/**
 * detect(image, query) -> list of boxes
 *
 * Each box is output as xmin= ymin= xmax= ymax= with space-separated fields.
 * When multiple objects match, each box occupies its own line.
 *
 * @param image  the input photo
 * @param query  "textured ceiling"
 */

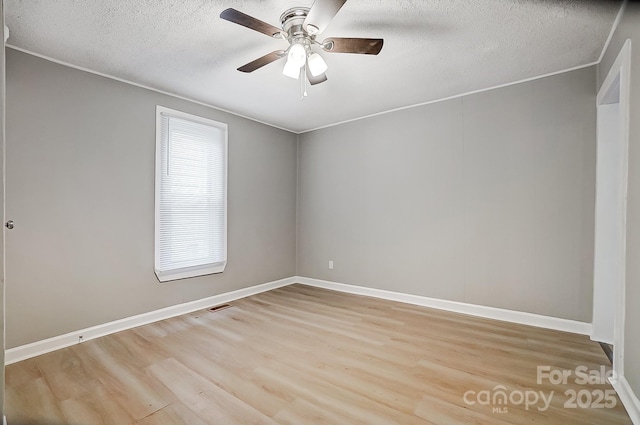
xmin=5 ymin=0 xmax=621 ymax=132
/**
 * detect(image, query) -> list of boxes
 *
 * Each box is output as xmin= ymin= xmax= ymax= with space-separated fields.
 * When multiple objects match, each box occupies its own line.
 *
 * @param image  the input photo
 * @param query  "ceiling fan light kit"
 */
xmin=220 ymin=0 xmax=383 ymax=98
xmin=282 ymin=57 xmax=302 ymax=79
xmin=285 ymin=41 xmax=307 ymax=69
xmin=307 ymin=53 xmax=328 ymax=77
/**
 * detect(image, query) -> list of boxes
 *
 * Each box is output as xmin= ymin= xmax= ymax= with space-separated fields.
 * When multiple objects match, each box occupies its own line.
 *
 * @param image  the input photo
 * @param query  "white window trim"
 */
xmin=154 ymin=106 xmax=228 ymax=283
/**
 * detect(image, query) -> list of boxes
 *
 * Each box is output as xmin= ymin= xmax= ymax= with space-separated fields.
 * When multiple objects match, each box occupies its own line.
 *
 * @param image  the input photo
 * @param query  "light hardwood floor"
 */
xmin=6 ymin=284 xmax=632 ymax=424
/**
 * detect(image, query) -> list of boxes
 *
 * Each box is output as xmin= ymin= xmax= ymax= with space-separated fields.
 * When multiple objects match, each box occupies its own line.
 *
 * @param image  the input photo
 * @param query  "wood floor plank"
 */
xmin=148 ymin=357 xmax=280 ymax=425
xmin=157 ymin=341 xmax=294 ymax=417
xmin=4 ymin=357 xmax=42 ymax=389
xmin=6 ymin=377 xmax=66 ymax=424
xmin=253 ymin=361 xmax=436 ymax=425
xmin=59 ymin=384 xmax=136 ymax=425
xmin=70 ymin=338 xmax=176 ymax=420
xmin=5 ymin=284 xmax=633 ymax=425
xmin=273 ymin=397 xmax=362 ymax=425
xmin=34 ymin=348 xmax=100 ymax=401
xmin=137 ymin=402 xmax=208 ymax=425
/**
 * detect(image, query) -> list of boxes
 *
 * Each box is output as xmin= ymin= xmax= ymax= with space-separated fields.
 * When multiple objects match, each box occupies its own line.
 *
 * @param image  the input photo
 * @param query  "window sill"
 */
xmin=155 ymin=261 xmax=226 ymax=283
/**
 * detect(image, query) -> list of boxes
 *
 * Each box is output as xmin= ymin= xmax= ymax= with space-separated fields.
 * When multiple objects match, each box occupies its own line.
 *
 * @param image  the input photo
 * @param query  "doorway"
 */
xmin=592 ymin=39 xmax=631 ymax=378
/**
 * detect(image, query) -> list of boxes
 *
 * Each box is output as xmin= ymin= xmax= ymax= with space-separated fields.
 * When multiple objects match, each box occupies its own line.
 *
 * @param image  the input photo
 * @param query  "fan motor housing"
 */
xmin=280 ymin=7 xmax=312 ymax=39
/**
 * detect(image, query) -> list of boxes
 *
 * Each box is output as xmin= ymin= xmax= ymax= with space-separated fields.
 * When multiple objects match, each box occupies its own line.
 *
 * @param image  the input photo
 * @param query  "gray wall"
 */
xmin=5 ymin=49 xmax=298 ymax=348
xmin=598 ymin=1 xmax=640 ymax=401
xmin=297 ymin=66 xmax=596 ymax=322
xmin=5 ymin=45 xmax=600 ymax=350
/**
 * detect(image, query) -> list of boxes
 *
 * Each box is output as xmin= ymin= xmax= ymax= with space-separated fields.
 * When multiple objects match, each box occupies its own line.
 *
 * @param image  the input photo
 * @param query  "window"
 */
xmin=155 ymin=106 xmax=227 ymax=282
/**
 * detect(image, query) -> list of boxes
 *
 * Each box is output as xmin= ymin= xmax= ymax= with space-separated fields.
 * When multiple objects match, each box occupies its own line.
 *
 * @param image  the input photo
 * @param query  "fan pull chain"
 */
xmin=300 ymin=66 xmax=308 ymax=100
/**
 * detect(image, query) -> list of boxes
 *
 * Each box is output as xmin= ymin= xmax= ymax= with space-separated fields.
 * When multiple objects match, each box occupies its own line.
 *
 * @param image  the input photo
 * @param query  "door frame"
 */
xmin=594 ymin=39 xmax=631 ymax=377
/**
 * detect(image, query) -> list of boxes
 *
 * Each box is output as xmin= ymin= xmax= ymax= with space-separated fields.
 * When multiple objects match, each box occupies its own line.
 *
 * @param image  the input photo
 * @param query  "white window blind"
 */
xmin=155 ymin=106 xmax=227 ymax=282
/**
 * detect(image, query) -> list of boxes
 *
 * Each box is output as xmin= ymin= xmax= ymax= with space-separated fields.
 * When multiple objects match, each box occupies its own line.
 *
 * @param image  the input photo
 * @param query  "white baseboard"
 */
xmin=611 ymin=376 xmax=640 ymax=425
xmin=590 ymin=332 xmax=614 ymax=345
xmin=4 ymin=275 xmax=594 ymax=365
xmin=5 ymin=276 xmax=296 ymax=365
xmin=296 ymin=277 xmax=592 ymax=335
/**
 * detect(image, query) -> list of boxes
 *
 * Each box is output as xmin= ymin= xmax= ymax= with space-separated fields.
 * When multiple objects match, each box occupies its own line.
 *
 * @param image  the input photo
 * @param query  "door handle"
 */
xmin=5 ymin=220 xmax=14 ymax=229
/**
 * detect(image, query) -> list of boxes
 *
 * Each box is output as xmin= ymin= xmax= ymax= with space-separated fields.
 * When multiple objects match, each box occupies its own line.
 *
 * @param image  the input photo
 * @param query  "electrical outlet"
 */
xmin=328 ymin=260 xmax=334 ymax=270
xmin=78 ymin=335 xmax=85 ymax=343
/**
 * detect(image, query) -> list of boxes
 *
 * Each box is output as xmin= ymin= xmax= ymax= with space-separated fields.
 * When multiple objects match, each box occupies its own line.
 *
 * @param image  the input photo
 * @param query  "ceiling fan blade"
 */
xmin=237 ymin=50 xmax=286 ymax=73
xmin=220 ymin=8 xmax=283 ymax=38
xmin=306 ymin=67 xmax=328 ymax=85
xmin=303 ymin=0 xmax=347 ymax=34
xmin=322 ymin=37 xmax=384 ymax=55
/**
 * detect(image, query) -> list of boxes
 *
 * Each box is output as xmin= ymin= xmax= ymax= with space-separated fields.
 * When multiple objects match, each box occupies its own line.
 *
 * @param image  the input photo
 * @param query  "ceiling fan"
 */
xmin=220 ymin=0 xmax=383 ymax=95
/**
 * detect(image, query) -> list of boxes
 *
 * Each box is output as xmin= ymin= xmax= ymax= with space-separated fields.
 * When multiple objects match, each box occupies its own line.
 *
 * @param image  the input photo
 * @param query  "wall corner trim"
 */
xmin=296 ymin=276 xmax=593 ymax=335
xmin=4 ymin=276 xmax=297 ymax=365
xmin=611 ymin=376 xmax=640 ymax=424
